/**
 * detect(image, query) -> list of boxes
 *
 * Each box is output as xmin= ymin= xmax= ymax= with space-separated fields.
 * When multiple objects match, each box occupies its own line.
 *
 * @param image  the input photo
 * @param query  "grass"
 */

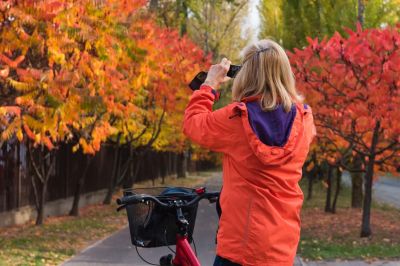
xmin=0 ymin=203 xmax=125 ymax=266
xmin=298 ymin=178 xmax=400 ymax=261
xmin=0 ymin=171 xmax=217 ymax=266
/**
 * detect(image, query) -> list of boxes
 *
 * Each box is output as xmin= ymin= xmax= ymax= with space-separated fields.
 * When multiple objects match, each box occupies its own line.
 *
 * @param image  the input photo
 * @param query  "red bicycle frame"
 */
xmin=117 ymin=187 xmax=218 ymax=266
xmin=172 ymin=234 xmax=201 ymax=266
xmin=159 ymin=198 xmax=205 ymax=266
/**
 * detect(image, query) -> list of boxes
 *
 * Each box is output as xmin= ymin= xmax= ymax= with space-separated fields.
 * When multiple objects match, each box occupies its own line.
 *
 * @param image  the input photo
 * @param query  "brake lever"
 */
xmin=116 ymin=204 xmax=127 ymax=212
xmin=208 ymin=197 xmax=218 ymax=203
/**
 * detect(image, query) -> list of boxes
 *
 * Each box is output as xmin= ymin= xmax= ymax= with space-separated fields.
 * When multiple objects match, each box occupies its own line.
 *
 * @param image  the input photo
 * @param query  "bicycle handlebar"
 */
xmin=117 ymin=191 xmax=219 ymax=209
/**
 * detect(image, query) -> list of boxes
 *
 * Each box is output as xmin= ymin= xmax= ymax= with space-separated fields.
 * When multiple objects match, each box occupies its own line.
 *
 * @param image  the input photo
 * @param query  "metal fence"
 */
xmin=0 ymin=142 xmax=213 ymax=213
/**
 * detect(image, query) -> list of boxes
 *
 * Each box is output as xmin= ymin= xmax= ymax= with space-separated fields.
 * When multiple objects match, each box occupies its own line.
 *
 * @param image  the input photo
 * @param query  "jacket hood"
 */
xmin=246 ymin=101 xmax=297 ymax=147
xmin=232 ymin=95 xmax=307 ymax=166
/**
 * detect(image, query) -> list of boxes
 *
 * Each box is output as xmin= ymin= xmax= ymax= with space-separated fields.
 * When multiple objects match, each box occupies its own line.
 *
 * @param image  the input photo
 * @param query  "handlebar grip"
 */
xmin=116 ymin=195 xmax=141 ymax=205
xmin=117 ymin=194 xmax=170 ymax=207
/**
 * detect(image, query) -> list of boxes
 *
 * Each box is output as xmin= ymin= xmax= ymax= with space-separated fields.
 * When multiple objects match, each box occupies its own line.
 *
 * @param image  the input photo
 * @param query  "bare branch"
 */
xmin=375 ymin=141 xmax=399 ymax=156
xmin=145 ymin=97 xmax=167 ymax=149
xmin=27 ymin=142 xmax=45 ymax=183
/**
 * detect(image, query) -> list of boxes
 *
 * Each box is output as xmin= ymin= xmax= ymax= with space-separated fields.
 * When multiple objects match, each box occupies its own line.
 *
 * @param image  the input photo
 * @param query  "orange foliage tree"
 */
xmin=0 ymin=0 xmax=209 ymax=222
xmin=102 ymin=10 xmax=210 ymax=203
xmin=290 ymin=25 xmax=400 ymax=237
xmin=0 ymin=0 xmax=140 ymax=223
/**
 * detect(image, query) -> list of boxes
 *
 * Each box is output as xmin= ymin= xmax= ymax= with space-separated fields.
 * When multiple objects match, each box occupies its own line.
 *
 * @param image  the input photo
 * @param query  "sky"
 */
xmin=248 ymin=0 xmax=261 ymax=41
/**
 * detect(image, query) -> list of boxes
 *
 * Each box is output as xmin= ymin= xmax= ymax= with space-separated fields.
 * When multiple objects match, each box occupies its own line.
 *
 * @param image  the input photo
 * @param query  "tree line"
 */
xmin=0 ymin=0 xmax=250 ymax=225
xmin=259 ymin=0 xmax=400 ymax=238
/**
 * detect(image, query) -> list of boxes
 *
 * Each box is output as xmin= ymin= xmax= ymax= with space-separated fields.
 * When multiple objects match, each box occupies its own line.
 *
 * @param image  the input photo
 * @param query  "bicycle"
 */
xmin=117 ymin=186 xmax=219 ymax=266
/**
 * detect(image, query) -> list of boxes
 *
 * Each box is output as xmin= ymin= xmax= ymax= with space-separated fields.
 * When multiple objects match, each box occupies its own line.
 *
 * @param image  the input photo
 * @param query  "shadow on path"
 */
xmin=62 ymin=172 xmax=305 ymax=266
xmin=63 ymin=173 xmax=222 ymax=266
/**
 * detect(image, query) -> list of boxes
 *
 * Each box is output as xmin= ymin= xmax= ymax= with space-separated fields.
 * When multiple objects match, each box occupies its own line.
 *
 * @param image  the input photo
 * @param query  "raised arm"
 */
xmin=183 ymin=84 xmax=236 ymax=153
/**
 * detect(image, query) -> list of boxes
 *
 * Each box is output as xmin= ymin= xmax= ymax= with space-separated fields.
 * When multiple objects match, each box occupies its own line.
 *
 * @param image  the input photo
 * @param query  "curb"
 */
xmin=295 ymin=256 xmax=307 ymax=266
xmin=299 ymin=257 xmax=307 ymax=266
xmin=61 ymin=225 xmax=128 ymax=265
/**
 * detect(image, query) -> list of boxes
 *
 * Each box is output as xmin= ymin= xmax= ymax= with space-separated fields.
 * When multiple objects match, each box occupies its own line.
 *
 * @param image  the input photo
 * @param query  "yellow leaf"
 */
xmin=72 ymin=144 xmax=80 ymax=153
xmin=7 ymin=78 xmax=34 ymax=92
xmin=85 ymin=42 xmax=92 ymax=51
xmin=16 ymin=129 xmax=23 ymax=142
xmin=35 ymin=133 xmax=41 ymax=143
xmin=306 ymin=161 xmax=314 ymax=171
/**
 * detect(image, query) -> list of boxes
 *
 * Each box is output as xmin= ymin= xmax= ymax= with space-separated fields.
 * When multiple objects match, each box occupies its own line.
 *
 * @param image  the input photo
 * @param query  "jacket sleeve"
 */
xmin=304 ymin=104 xmax=317 ymax=145
xmin=183 ymin=84 xmax=235 ymax=153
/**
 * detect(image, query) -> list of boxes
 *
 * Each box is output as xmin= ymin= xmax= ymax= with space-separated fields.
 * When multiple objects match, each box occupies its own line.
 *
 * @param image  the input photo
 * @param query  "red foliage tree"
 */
xmin=290 ymin=25 xmax=400 ymax=237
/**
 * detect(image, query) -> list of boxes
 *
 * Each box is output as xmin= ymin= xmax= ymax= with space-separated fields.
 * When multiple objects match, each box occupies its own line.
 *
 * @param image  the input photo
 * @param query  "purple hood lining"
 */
xmin=245 ymin=101 xmax=297 ymax=147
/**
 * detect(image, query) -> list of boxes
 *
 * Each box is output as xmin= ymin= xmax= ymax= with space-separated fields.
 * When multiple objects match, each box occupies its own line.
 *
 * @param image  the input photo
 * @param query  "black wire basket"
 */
xmin=123 ymin=187 xmax=199 ymax=248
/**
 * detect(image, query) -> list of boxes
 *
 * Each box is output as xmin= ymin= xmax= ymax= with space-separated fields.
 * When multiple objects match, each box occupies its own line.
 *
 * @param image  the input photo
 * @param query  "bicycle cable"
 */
xmin=167 ymin=244 xmax=176 ymax=254
xmin=164 ymin=229 xmax=176 ymax=254
xmin=192 ymin=236 xmax=198 ymax=257
xmin=135 ymin=246 xmax=160 ymax=266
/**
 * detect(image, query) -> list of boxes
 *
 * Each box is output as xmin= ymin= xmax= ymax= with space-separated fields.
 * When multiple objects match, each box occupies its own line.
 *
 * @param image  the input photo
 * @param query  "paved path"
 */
xmin=305 ymin=260 xmax=400 ymax=266
xmin=63 ymin=172 xmax=400 ymax=266
xmin=63 ymin=173 xmax=303 ymax=266
xmin=63 ymin=173 xmax=222 ymax=266
xmin=342 ymin=172 xmax=400 ymax=209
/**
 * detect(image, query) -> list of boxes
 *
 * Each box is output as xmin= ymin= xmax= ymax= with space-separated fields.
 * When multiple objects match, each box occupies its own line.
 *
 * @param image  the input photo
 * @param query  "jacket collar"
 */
xmin=241 ymin=94 xmax=262 ymax=103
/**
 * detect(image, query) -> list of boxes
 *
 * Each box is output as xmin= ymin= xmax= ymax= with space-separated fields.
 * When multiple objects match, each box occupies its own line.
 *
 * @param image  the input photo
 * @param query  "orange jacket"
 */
xmin=183 ymin=85 xmax=316 ymax=266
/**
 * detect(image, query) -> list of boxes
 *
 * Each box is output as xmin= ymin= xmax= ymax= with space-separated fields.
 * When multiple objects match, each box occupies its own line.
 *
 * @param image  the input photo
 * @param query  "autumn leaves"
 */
xmin=290 ymin=25 xmax=400 ymax=237
xmin=0 ymin=0 xmax=208 ymax=155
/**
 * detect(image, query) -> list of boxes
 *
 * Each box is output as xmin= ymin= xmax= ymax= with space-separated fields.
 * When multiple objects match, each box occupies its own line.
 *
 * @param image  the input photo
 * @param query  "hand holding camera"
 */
xmin=189 ymin=58 xmax=241 ymax=91
xmin=203 ymin=58 xmax=232 ymax=89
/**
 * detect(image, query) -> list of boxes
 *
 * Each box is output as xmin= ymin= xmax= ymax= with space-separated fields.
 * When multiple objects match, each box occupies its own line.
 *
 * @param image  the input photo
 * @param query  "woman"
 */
xmin=183 ymin=39 xmax=316 ymax=266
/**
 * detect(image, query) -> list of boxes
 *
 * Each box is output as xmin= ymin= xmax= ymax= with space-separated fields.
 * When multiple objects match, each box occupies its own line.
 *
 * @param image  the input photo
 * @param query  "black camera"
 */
xmin=188 ymin=65 xmax=241 ymax=91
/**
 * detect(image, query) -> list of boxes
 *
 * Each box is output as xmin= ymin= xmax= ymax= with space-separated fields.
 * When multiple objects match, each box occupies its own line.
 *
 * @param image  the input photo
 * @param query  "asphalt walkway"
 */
xmin=63 ymin=173 xmax=223 ymax=266
xmin=62 ymin=173 xmax=303 ymax=266
xmin=342 ymin=172 xmax=400 ymax=209
xmin=62 ymin=172 xmax=399 ymax=266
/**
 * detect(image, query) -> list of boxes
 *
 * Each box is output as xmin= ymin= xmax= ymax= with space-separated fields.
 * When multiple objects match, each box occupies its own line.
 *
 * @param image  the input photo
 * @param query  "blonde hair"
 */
xmin=232 ymin=39 xmax=303 ymax=112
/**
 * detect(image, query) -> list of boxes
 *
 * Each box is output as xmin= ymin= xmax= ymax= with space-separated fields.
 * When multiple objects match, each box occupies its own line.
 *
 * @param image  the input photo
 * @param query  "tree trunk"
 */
xmin=114 ymin=145 xmax=135 ymax=189
xmin=123 ymin=147 xmax=137 ymax=189
xmin=325 ymin=165 xmax=333 ymax=213
xmin=361 ymin=156 xmax=375 ymax=237
xmin=172 ymin=152 xmax=177 ymax=175
xmin=148 ymin=152 xmax=155 ymax=186
xmin=177 ymin=151 xmax=187 ymax=178
xmin=187 ymin=148 xmax=196 ymax=173
xmin=166 ymin=152 xmax=171 ymax=175
xmin=132 ymin=154 xmax=143 ymax=188
xmin=35 ymin=152 xmax=55 ymax=225
xmin=180 ymin=0 xmax=188 ymax=36
xmin=351 ymin=154 xmax=363 ymax=208
xmin=331 ymin=167 xmax=342 ymax=214
xmin=28 ymin=144 xmax=55 ymax=225
xmin=360 ymin=121 xmax=380 ymax=238
xmin=160 ymin=152 xmax=167 ymax=184
xmin=36 ymin=181 xmax=47 ymax=225
xmin=103 ymin=143 xmax=120 ymax=205
xmin=69 ymin=155 xmax=92 ymax=216
xmin=155 ymin=152 xmax=161 ymax=181
xmin=358 ymin=0 xmax=365 ymax=27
